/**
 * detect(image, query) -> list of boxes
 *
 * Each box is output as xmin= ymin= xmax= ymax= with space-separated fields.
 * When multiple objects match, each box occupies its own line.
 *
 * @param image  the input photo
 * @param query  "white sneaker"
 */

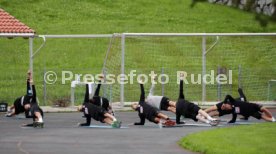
xmin=33 ymin=122 xmax=44 ymax=128
xmin=158 ymin=120 xmax=163 ymax=129
xmin=7 ymin=109 xmax=12 ymax=113
xmin=210 ymin=119 xmax=220 ymax=126
xmin=5 ymin=113 xmax=12 ymax=117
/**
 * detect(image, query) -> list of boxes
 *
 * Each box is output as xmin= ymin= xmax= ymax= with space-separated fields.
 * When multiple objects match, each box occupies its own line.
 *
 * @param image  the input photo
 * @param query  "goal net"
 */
xmin=103 ymin=33 xmax=276 ymax=106
xmin=268 ymin=80 xmax=276 ymax=101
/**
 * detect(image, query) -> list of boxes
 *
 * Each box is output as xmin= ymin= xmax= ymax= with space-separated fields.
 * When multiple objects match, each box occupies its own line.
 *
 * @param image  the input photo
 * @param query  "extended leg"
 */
xmin=6 ymin=105 xmax=16 ymax=117
xmin=157 ymin=112 xmax=169 ymax=120
xmin=103 ymin=118 xmax=113 ymax=125
xmin=103 ymin=113 xmax=121 ymax=128
xmin=5 ymin=111 xmax=15 ymax=117
xmin=33 ymin=111 xmax=44 ymax=128
xmin=208 ymin=111 xmax=219 ymax=117
xmin=196 ymin=114 xmax=210 ymax=124
xmin=104 ymin=113 xmax=117 ymax=121
xmin=168 ymin=101 xmax=176 ymax=107
xmin=34 ymin=112 xmax=43 ymax=122
xmin=198 ymin=109 xmax=216 ymax=121
xmin=261 ymin=107 xmax=273 ymax=118
xmin=196 ymin=114 xmax=218 ymax=126
xmin=167 ymin=106 xmax=176 ymax=113
xmin=261 ymin=107 xmax=274 ymax=122
xmin=157 ymin=113 xmax=176 ymax=126
xmin=154 ymin=117 xmax=161 ymax=123
xmin=10 ymin=105 xmax=15 ymax=110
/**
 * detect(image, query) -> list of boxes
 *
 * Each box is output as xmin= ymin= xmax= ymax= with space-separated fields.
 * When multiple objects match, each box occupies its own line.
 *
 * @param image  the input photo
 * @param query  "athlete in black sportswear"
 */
xmin=221 ymin=95 xmax=275 ymax=122
xmin=131 ymin=80 xmax=175 ymax=126
xmin=176 ymin=74 xmax=219 ymax=126
xmin=6 ymin=71 xmax=33 ymax=118
xmin=205 ymin=88 xmax=248 ymax=123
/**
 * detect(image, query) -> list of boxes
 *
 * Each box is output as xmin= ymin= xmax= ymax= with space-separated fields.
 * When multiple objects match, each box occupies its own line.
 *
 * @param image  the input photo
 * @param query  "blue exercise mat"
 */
xmin=83 ymin=125 xmax=129 ymax=129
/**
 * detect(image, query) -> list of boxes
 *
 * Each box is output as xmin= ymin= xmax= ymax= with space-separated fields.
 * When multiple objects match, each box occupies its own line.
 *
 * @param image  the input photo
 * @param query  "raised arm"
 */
xmin=204 ymin=105 xmax=218 ymax=113
xmin=140 ymin=84 xmax=145 ymax=102
xmin=228 ymin=113 xmax=237 ymax=123
xmin=32 ymin=85 xmax=36 ymax=98
xmin=176 ymin=112 xmax=182 ymax=124
xmin=85 ymin=114 xmax=91 ymax=126
xmin=94 ymin=81 xmax=101 ymax=97
xmin=79 ymin=105 xmax=92 ymax=126
xmin=148 ymin=82 xmax=155 ymax=96
xmin=94 ymin=74 xmax=104 ymax=96
xmin=31 ymin=79 xmax=36 ymax=104
xmin=84 ymin=84 xmax=89 ymax=103
xmin=238 ymin=88 xmax=247 ymax=102
xmin=80 ymin=115 xmax=91 ymax=126
xmin=179 ymin=80 xmax=185 ymax=99
xmin=26 ymin=70 xmax=33 ymax=96
xmin=26 ymin=80 xmax=32 ymax=96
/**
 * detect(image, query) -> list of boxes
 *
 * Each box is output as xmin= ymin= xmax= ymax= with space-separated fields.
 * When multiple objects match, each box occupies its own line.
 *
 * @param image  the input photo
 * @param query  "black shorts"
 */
xmin=102 ymin=98 xmax=110 ymax=111
xmin=160 ymin=97 xmax=170 ymax=111
xmin=92 ymin=97 xmax=109 ymax=111
xmin=30 ymin=104 xmax=44 ymax=121
xmin=183 ymin=110 xmax=199 ymax=122
xmin=251 ymin=112 xmax=262 ymax=119
xmin=251 ymin=103 xmax=262 ymax=112
xmin=245 ymin=103 xmax=263 ymax=119
xmin=248 ymin=103 xmax=262 ymax=119
xmin=185 ymin=103 xmax=200 ymax=121
xmin=93 ymin=108 xmax=107 ymax=123
xmin=147 ymin=110 xmax=159 ymax=123
xmin=22 ymin=96 xmax=32 ymax=106
xmin=98 ymin=115 xmax=106 ymax=123
xmin=14 ymin=97 xmax=25 ymax=115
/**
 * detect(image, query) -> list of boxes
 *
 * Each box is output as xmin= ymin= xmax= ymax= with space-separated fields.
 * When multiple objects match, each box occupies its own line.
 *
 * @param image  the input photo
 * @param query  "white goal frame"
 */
xmin=27 ymin=33 xmax=276 ymax=106
xmin=119 ymin=33 xmax=276 ymax=106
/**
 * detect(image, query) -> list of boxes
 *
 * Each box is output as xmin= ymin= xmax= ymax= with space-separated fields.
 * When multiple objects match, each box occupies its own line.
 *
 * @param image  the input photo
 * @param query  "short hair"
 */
xmin=223 ymin=95 xmax=235 ymax=105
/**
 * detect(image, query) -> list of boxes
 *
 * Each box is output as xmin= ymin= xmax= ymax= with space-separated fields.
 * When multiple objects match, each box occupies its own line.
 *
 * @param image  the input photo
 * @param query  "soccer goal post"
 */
xmin=103 ymin=33 xmax=276 ymax=107
xmin=268 ymin=80 xmax=276 ymax=101
xmin=33 ymin=34 xmax=113 ymax=106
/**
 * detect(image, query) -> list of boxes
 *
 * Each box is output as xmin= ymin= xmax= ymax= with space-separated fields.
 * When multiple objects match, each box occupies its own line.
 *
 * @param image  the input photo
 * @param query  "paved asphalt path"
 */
xmin=0 ymin=110 xmax=274 ymax=154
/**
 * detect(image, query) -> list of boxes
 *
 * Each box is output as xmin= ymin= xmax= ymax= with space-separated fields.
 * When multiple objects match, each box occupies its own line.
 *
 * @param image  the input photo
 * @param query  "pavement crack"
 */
xmin=17 ymin=140 xmax=30 ymax=154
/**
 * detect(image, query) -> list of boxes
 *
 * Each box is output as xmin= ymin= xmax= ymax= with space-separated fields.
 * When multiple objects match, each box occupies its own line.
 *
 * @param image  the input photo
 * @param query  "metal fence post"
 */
xmin=202 ymin=36 xmax=206 ymax=103
xmin=43 ymin=68 xmax=47 ymax=106
xmin=71 ymin=86 xmax=75 ymax=106
xmin=238 ymin=65 xmax=242 ymax=89
xmin=29 ymin=37 xmax=33 ymax=73
xmin=120 ymin=34 xmax=125 ymax=107
xmin=267 ymin=81 xmax=271 ymax=101
xmin=217 ymin=66 xmax=221 ymax=101
xmin=161 ymin=67 xmax=164 ymax=96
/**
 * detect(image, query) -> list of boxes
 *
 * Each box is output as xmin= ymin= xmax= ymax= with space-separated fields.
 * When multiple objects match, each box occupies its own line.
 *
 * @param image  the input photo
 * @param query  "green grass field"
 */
xmin=0 ymin=0 xmax=275 ymax=105
xmin=179 ymin=123 xmax=276 ymax=154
